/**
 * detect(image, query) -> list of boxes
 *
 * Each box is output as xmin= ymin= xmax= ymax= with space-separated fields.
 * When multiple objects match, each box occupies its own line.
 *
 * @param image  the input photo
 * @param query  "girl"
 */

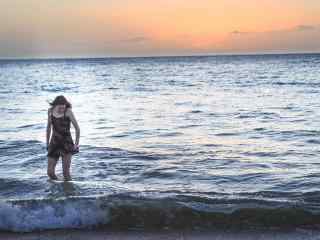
xmin=46 ymin=95 xmax=80 ymax=181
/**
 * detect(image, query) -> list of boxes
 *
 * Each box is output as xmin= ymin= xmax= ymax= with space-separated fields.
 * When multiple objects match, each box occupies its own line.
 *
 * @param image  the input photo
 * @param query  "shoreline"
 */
xmin=1 ymin=228 xmax=320 ymax=240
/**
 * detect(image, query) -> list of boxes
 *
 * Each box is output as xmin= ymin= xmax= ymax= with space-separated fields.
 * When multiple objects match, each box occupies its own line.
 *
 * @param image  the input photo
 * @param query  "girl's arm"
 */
xmin=67 ymin=108 xmax=80 ymax=145
xmin=46 ymin=109 xmax=52 ymax=148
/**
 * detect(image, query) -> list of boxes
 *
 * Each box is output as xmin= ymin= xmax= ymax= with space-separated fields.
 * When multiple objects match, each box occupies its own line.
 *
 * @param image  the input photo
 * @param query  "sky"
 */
xmin=0 ymin=0 xmax=320 ymax=58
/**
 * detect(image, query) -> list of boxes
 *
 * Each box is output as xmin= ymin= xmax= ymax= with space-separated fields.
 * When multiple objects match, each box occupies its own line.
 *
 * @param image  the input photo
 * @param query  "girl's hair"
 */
xmin=49 ymin=95 xmax=72 ymax=109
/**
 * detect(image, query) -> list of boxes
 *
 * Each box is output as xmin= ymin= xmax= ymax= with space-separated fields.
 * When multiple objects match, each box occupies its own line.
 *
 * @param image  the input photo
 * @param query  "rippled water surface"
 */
xmin=0 ymin=54 xmax=320 ymax=231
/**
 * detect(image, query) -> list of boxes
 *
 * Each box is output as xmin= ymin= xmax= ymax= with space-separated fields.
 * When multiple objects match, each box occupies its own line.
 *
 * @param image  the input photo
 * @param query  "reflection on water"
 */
xmin=0 ymin=54 xmax=320 ymax=201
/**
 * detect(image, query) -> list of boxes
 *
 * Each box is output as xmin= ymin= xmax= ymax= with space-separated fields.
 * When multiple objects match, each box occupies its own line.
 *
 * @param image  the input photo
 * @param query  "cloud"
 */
xmin=57 ymin=36 xmax=150 ymax=51
xmin=223 ymin=24 xmax=320 ymax=54
xmin=123 ymin=36 xmax=149 ymax=43
xmin=230 ymin=30 xmax=251 ymax=35
xmin=293 ymin=25 xmax=316 ymax=31
xmin=101 ymin=36 xmax=149 ymax=46
xmin=230 ymin=24 xmax=318 ymax=36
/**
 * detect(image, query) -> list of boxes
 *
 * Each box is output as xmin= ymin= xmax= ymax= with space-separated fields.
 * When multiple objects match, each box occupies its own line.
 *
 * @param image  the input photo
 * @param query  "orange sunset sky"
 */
xmin=0 ymin=0 xmax=320 ymax=58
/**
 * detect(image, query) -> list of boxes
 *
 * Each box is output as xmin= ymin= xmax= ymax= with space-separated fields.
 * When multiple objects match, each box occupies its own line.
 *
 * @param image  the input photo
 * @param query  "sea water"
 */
xmin=0 ymin=54 xmax=320 ymax=231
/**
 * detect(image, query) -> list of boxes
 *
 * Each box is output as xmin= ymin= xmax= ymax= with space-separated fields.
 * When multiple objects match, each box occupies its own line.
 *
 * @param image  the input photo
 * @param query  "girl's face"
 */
xmin=55 ymin=104 xmax=66 ymax=113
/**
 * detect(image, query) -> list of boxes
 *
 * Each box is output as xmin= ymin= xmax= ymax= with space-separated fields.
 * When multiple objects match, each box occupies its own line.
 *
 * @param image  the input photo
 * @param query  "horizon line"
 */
xmin=0 ymin=51 xmax=319 ymax=61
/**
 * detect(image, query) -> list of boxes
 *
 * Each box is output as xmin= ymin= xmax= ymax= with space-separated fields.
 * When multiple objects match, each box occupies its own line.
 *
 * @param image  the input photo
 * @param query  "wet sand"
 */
xmin=1 ymin=228 xmax=320 ymax=240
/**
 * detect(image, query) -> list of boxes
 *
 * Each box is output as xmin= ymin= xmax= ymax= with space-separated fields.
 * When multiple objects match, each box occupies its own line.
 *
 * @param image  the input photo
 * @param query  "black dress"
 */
xmin=47 ymin=108 xmax=78 ymax=158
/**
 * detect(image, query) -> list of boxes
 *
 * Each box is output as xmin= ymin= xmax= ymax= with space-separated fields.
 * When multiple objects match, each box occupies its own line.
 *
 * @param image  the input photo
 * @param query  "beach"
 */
xmin=2 ymin=228 xmax=320 ymax=240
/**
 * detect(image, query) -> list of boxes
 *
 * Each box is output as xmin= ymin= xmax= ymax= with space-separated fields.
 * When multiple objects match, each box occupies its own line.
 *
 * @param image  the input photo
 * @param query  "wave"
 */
xmin=1 ymin=192 xmax=320 ymax=232
xmin=271 ymin=81 xmax=320 ymax=87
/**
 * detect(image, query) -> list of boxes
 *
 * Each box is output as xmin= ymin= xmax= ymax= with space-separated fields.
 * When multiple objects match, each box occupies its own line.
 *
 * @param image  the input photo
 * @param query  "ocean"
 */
xmin=0 ymin=53 xmax=320 ymax=232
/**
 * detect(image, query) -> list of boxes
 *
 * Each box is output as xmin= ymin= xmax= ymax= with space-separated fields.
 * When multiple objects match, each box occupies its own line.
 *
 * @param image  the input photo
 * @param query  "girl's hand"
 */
xmin=73 ymin=144 xmax=79 ymax=151
xmin=73 ymin=144 xmax=79 ymax=153
xmin=71 ymin=144 xmax=79 ymax=154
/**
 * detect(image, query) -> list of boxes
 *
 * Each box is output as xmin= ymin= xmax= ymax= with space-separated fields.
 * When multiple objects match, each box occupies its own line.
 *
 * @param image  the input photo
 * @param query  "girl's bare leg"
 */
xmin=47 ymin=156 xmax=59 ymax=180
xmin=62 ymin=153 xmax=72 ymax=181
